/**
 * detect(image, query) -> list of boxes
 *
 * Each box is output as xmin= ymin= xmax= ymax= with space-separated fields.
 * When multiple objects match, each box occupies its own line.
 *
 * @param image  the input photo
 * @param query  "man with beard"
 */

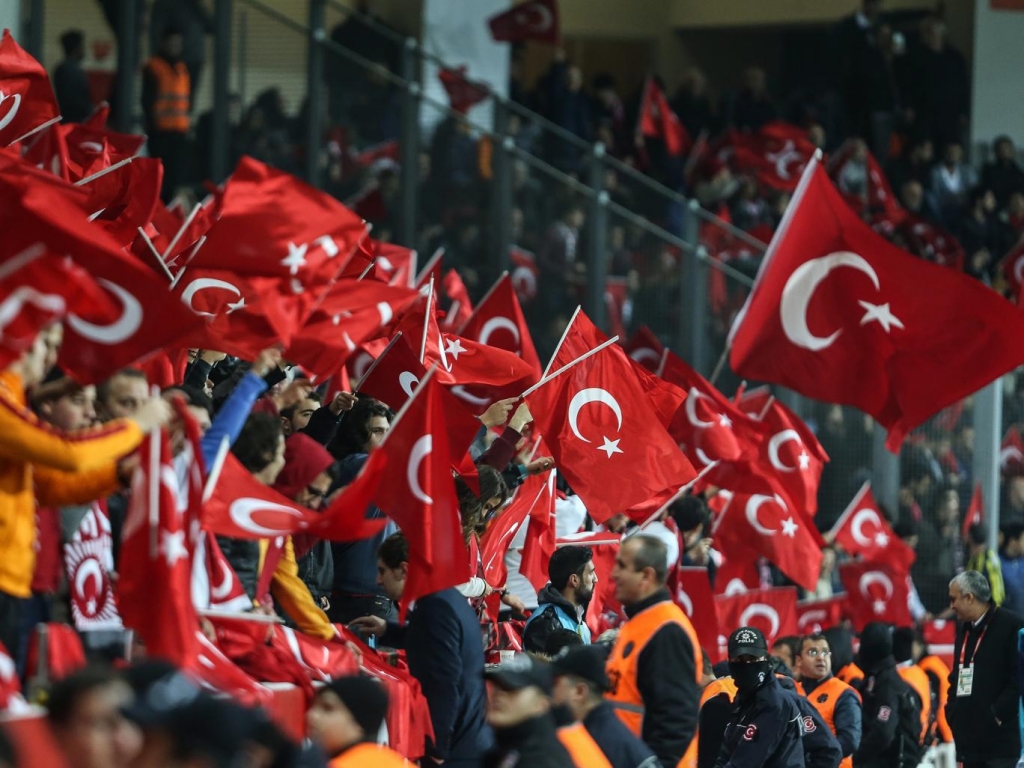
xmin=523 ymin=546 xmax=596 ymax=653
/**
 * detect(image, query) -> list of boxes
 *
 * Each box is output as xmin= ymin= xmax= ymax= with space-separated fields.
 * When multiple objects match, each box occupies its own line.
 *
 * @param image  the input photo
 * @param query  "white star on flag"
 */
xmin=160 ymin=530 xmax=188 ymax=566
xmin=780 ymin=517 xmax=799 ymax=537
xmin=718 ymin=414 xmax=732 ymax=428
xmin=281 ymin=242 xmax=308 ymax=275
xmin=873 ymin=599 xmax=887 ymax=614
xmin=798 ymin=450 xmax=811 ymax=470
xmin=874 ymin=531 xmax=890 ymax=547
xmin=226 ymin=297 xmax=246 ymax=313
xmin=858 ymin=301 xmax=904 ymax=333
xmin=445 ymin=337 xmax=466 ymax=360
xmin=598 ymin=436 xmax=623 ymax=458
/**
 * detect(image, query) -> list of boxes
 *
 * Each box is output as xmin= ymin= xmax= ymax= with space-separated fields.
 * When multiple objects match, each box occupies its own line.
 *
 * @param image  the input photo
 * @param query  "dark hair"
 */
xmin=771 ymin=635 xmax=801 ymax=661
xmin=378 ymin=532 xmax=408 ymax=569
xmin=47 ymin=667 xmax=123 ymax=727
xmin=60 ymin=30 xmax=84 ymax=57
xmin=798 ymin=633 xmax=828 ymax=654
xmin=280 ymin=391 xmax=321 ymax=421
xmin=968 ymin=186 xmax=993 ymax=209
xmin=544 ymin=628 xmax=585 ymax=658
xmin=0 ymin=724 xmax=15 ymax=767
xmin=625 ymin=535 xmax=668 ymax=584
xmin=701 ymin=649 xmax=713 ymax=678
xmin=548 ymin=546 xmax=593 ymax=591
xmin=455 ymin=465 xmax=509 ymax=541
xmin=164 ymin=384 xmax=214 ymax=419
xmin=329 ymin=398 xmax=393 ymax=459
xmin=96 ymin=368 xmax=147 ymax=407
xmin=669 ymin=495 xmax=709 ymax=532
xmin=231 ymin=412 xmax=283 ymax=473
xmin=968 ymin=522 xmax=987 ymax=546
xmin=1002 ymin=521 xmax=1024 ymax=543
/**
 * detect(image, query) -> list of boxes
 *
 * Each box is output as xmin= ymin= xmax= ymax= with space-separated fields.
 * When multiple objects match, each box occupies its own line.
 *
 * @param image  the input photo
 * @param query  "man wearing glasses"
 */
xmin=795 ymin=634 xmax=862 ymax=768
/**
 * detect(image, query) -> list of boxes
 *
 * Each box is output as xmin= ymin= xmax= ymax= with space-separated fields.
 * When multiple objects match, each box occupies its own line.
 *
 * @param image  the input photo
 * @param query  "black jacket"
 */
xmin=777 ymin=676 xmax=843 ymax=768
xmin=853 ymin=657 xmax=916 ymax=768
xmin=714 ymin=673 xmax=805 ymax=768
xmin=624 ymin=589 xmax=700 ymax=768
xmin=382 ymin=588 xmax=493 ymax=762
xmin=523 ymin=583 xmax=586 ymax=654
xmin=330 ymin=453 xmax=395 ymax=596
xmin=484 ymin=714 xmax=575 ymax=768
xmin=583 ymin=700 xmax=659 ymax=768
xmin=947 ymin=606 xmax=1024 ymax=762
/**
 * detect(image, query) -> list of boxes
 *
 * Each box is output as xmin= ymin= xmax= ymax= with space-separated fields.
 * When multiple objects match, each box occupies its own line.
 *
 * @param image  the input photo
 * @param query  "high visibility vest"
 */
xmin=146 ymin=57 xmax=190 ymax=132
xmin=557 ymin=723 xmax=613 ymax=768
xmin=917 ymin=654 xmax=953 ymax=742
xmin=835 ymin=661 xmax=864 ymax=688
xmin=700 ymin=676 xmax=737 ymax=708
xmin=898 ymin=664 xmax=932 ymax=743
xmin=799 ymin=676 xmax=861 ymax=768
xmin=327 ymin=742 xmax=412 ymax=767
xmin=605 ymin=599 xmax=702 ymax=768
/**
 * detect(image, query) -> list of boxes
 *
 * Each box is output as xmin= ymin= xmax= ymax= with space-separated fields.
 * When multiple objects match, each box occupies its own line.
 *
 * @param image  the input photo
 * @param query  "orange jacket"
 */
xmin=327 ymin=742 xmax=411 ymax=766
xmin=0 ymin=371 xmax=142 ymax=598
xmin=917 ymin=655 xmax=953 ymax=742
xmin=145 ymin=57 xmax=190 ymax=132
xmin=261 ymin=536 xmax=335 ymax=640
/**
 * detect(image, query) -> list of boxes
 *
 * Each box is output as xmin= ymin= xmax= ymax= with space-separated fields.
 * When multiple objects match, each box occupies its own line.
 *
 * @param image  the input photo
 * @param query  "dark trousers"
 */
xmin=0 ymin=590 xmax=27 ymax=676
xmin=148 ymin=130 xmax=189 ymax=202
xmin=964 ymin=760 xmax=1020 ymax=768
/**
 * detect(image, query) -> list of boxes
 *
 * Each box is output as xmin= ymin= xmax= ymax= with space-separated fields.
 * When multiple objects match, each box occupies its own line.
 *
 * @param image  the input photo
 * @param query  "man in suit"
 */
xmin=947 ymin=570 xmax=1024 ymax=768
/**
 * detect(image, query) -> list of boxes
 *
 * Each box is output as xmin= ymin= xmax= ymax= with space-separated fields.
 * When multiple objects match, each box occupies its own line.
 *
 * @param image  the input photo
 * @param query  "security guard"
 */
xmin=142 ymin=26 xmax=191 ymax=201
xmin=776 ymin=671 xmax=844 ymax=768
xmin=606 ymin=535 xmax=701 ymax=768
xmin=892 ymin=628 xmax=933 ymax=745
xmin=794 ymin=633 xmax=862 ymax=768
xmin=712 ymin=627 xmax=805 ymax=768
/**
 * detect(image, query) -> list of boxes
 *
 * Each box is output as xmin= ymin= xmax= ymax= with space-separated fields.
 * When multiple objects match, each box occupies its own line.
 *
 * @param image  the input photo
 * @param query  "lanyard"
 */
xmin=960 ymin=619 xmax=990 ymax=667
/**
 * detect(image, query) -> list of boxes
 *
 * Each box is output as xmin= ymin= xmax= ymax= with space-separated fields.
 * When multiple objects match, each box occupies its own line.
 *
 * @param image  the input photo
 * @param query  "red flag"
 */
xmin=729 ymin=158 xmax=1024 ymax=450
xmin=86 ymin=157 xmax=165 ymax=247
xmin=729 ymin=123 xmax=816 ymax=192
xmin=271 ymin=625 xmax=359 ymax=682
xmin=0 ymin=30 xmax=60 ymax=146
xmin=441 ymin=268 xmax=474 ymax=330
xmin=623 ymin=325 xmax=664 ymax=372
xmin=438 ymin=67 xmax=489 ymax=115
xmin=525 ymin=334 xmax=697 ymax=523
xmin=714 ymin=553 xmax=762 ymax=596
xmin=828 ymin=139 xmax=901 ymax=223
xmin=520 ymin=471 xmax=558 ymax=591
xmin=830 ymin=482 xmax=916 ymax=574
xmin=480 ymin=472 xmax=551 ymax=589
xmin=639 ymin=78 xmax=690 ymax=157
xmin=458 ymin=272 xmax=543 ymax=380
xmin=896 ymin=214 xmax=964 ymax=272
xmin=712 ymin=480 xmax=823 ymax=592
xmin=795 ymin=596 xmax=845 ymax=634
xmin=509 ymin=246 xmax=539 ymax=304
xmin=117 ymin=430 xmax=201 ymax=662
xmin=487 ymin=0 xmax=560 ymax=44
xmin=205 ymin=535 xmax=252 ymax=613
xmin=360 ymin=239 xmax=417 ymax=286
xmin=714 ymin=587 xmax=798 ymax=650
xmin=963 ymin=483 xmax=983 ymax=540
xmin=674 ymin=566 xmax=720 ymax=662
xmin=19 ymin=119 xmax=70 ymax=179
xmin=1002 ymin=240 xmax=1024 ymax=302
xmin=357 ymin=334 xmax=429 ymax=411
xmin=1002 ymin=426 xmax=1024 ymax=478
xmin=839 ymin=560 xmax=911 ymax=631
xmin=0 ymin=641 xmax=26 ymax=711
xmin=373 ymin=370 xmax=471 ymax=615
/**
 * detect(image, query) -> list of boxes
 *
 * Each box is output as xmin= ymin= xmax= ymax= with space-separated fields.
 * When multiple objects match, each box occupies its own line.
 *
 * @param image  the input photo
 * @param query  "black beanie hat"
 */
xmin=858 ymin=622 xmax=894 ymax=668
xmin=322 ymin=675 xmax=390 ymax=740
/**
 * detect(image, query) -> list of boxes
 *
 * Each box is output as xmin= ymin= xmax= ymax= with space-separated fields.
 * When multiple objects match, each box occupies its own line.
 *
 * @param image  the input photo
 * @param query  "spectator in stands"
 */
xmin=522 ymin=546 xmax=595 ymax=654
xmin=904 ymin=16 xmax=970 ymax=149
xmin=149 ymin=0 xmax=213 ymax=110
xmin=981 ymin=136 xmax=1024 ymax=209
xmin=999 ymin=522 xmax=1024 ymax=617
xmin=670 ymin=496 xmax=714 ymax=576
xmin=898 ymin=180 xmax=940 ymax=224
xmin=429 ymin=114 xmax=480 ymax=207
xmin=729 ymin=67 xmax=777 ymax=132
xmin=54 ymin=30 xmax=94 ymax=123
xmin=47 ymin=667 xmax=142 ymax=768
xmin=966 ymin=523 xmax=1006 ymax=607
xmin=849 ymin=23 xmax=900 ymax=160
xmin=890 ymin=137 xmax=935 ymax=192
xmin=306 ymin=675 xmax=409 ymax=766
xmin=542 ymin=49 xmax=592 ymax=172
xmin=771 ymin=636 xmax=801 ymax=673
xmin=957 ymin=187 xmax=1009 ymax=279
xmin=672 ymin=67 xmax=716 ymax=140
xmin=591 ymin=73 xmax=626 ymax=154
xmin=930 ymin=141 xmax=978 ymax=227
xmin=537 ymin=198 xmax=585 ymax=318
xmin=143 ymin=27 xmax=191 ymax=202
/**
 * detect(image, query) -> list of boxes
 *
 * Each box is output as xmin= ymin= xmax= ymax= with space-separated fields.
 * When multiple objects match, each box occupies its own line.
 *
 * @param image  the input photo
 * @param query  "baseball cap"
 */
xmin=484 ymin=654 xmax=553 ymax=694
xmin=728 ymin=627 xmax=769 ymax=659
xmin=550 ymin=644 xmax=611 ymax=692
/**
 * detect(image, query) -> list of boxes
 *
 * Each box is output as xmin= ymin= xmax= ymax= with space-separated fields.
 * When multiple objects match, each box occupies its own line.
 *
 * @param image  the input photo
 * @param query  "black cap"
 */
xmin=321 ymin=675 xmax=390 ymax=740
xmin=484 ymin=654 xmax=553 ymax=694
xmin=550 ymin=644 xmax=611 ymax=691
xmin=858 ymin=622 xmax=893 ymax=668
xmin=728 ymin=627 xmax=769 ymax=659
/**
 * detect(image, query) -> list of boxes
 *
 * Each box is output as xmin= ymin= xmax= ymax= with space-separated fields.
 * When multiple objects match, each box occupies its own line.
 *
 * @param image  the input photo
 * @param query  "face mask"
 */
xmin=550 ymin=703 xmax=576 ymax=728
xmin=729 ymin=659 xmax=770 ymax=695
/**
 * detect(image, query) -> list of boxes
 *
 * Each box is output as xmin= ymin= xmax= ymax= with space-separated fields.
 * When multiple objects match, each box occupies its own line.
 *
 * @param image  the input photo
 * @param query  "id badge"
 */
xmin=956 ymin=663 xmax=974 ymax=697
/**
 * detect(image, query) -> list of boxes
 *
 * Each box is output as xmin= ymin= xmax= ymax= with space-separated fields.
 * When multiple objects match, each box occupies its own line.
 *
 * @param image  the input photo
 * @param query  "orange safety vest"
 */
xmin=606 ymin=599 xmax=702 ymax=768
xmin=897 ymin=664 xmax=932 ymax=743
xmin=327 ymin=742 xmax=412 ymax=767
xmin=798 ymin=676 xmax=861 ymax=768
xmin=835 ymin=662 xmax=863 ymax=688
xmin=146 ymin=57 xmax=190 ymax=132
xmin=558 ymin=723 xmax=613 ymax=768
xmin=917 ymin=655 xmax=953 ymax=742
xmin=700 ymin=676 xmax=738 ymax=708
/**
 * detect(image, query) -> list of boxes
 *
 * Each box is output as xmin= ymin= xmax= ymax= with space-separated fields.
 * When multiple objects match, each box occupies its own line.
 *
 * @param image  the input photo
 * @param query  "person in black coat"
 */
xmin=350 ymin=533 xmax=493 ymax=768
xmin=947 ymin=570 xmax=1024 ymax=768
xmin=776 ymin=672 xmax=843 ymax=768
xmin=714 ymin=627 xmax=805 ymax=768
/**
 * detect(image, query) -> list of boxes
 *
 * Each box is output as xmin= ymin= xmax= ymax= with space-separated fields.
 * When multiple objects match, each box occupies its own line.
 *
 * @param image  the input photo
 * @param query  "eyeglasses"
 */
xmin=305 ymin=486 xmax=329 ymax=501
xmin=803 ymin=649 xmax=831 ymax=658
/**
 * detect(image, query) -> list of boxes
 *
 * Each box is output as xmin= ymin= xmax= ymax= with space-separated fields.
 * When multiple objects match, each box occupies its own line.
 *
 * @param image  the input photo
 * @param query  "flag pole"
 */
xmin=636 ymin=463 xmax=717 ymax=530
xmin=655 ymin=347 xmax=669 ymax=378
xmin=73 ymin=156 xmax=134 ymax=186
xmin=136 ymin=228 xmax=176 ymax=282
xmin=0 ymin=243 xmax=45 ymax=283
xmin=757 ymin=394 xmax=775 ymax=422
xmin=520 ymin=336 xmax=620 ymax=399
xmin=8 ymin=116 xmax=61 ymax=147
xmin=456 ymin=270 xmax=509 ymax=335
xmin=352 ymin=332 xmax=404 ymax=391
xmin=202 ymin=437 xmax=231 ymax=503
xmin=708 ymin=347 xmax=730 ymax=386
xmin=419 ymin=279 xmax=434 ymax=364
xmin=826 ymin=481 xmax=871 ymax=540
xmin=414 ymin=246 xmax=445 ymax=287
xmin=161 ymin=202 xmax=203 ymax=262
xmin=148 ymin=429 xmax=160 ymax=558
xmin=541 ymin=305 xmax=581 ymax=379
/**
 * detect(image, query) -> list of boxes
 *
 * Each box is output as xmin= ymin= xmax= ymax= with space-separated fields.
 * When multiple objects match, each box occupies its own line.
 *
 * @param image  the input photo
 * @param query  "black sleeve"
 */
xmin=832 ymin=688 xmax=862 ymax=757
xmin=636 ymin=622 xmax=699 ymax=768
xmin=405 ymin=600 xmax=465 ymax=760
xmin=698 ymin=694 xmax=733 ymax=768
xmin=718 ymin=702 xmax=789 ymax=768
xmin=993 ymin=613 xmax=1024 ymax=723
xmin=301 ymin=406 xmax=340 ymax=447
xmin=853 ymin=687 xmax=899 ymax=763
xmin=521 ymin=607 xmax=559 ymax=654
xmin=800 ymin=703 xmax=843 ymax=768
xmin=183 ymin=358 xmax=214 ymax=390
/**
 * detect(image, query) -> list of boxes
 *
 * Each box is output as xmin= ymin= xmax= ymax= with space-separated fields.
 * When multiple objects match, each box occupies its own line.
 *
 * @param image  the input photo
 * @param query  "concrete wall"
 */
xmin=971 ymin=0 xmax=1024 ymax=151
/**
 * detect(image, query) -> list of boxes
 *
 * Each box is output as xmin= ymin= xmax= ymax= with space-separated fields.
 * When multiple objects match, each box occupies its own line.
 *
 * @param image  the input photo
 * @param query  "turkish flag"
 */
xmin=1002 ymin=240 xmax=1024 ymax=302
xmin=828 ymin=139 xmax=901 ymax=223
xmin=896 ymin=214 xmax=964 ymax=272
xmin=509 ymin=246 xmax=539 ymax=304
xmin=714 ymin=553 xmax=763 ymax=596
xmin=203 ymin=449 xmax=388 ymax=542
xmin=62 ymin=122 xmax=146 ymax=182
xmin=639 ymin=77 xmax=690 ymax=157
xmin=830 ymin=482 xmax=915 ymax=575
xmin=285 ymin=281 xmax=420 ymax=380
xmin=438 ymin=67 xmax=489 ymax=115
xmin=480 ymin=472 xmax=552 ymax=589
xmin=204 ymin=535 xmax=252 ymax=613
xmin=526 ymin=333 xmax=697 ymax=523
xmin=712 ymin=479 xmax=823 ymax=592
xmin=441 ymin=268 xmax=474 ymax=330
xmin=86 ymin=157 xmax=164 ymax=248
xmin=0 ymin=642 xmax=26 ymax=711
xmin=740 ymin=392 xmax=828 ymax=516
xmin=190 ymin=157 xmax=366 ymax=286
xmin=714 ymin=587 xmax=798 ymax=650
xmin=623 ymin=325 xmax=664 ymax=372
xmin=0 ymin=30 xmax=60 ymax=147
xmin=1002 ymin=426 xmax=1024 ymax=478
xmin=728 ymin=158 xmax=1024 ymax=450
xmin=191 ymin=630 xmax=272 ymax=708
xmin=357 ymin=334 xmax=429 ymax=411
xmin=839 ymin=560 xmax=911 ymax=631
xmin=729 ymin=123 xmax=816 ymax=192
xmin=520 ymin=471 xmax=559 ymax=591
xmin=458 ymin=272 xmax=543 ymax=381
xmin=795 ymin=596 xmax=845 ymax=634
xmin=117 ymin=430 xmax=201 ymax=662
xmin=674 ymin=567 xmax=720 ymax=662
xmin=963 ymin=482 xmax=983 ymax=540
xmin=270 ymin=625 xmax=359 ymax=682
xmin=373 ymin=371 xmax=471 ymax=615
xmin=358 ymin=239 xmax=417 ymax=286
xmin=20 ymin=119 xmax=70 ymax=180
xmin=487 ymin=0 xmax=560 ymax=44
